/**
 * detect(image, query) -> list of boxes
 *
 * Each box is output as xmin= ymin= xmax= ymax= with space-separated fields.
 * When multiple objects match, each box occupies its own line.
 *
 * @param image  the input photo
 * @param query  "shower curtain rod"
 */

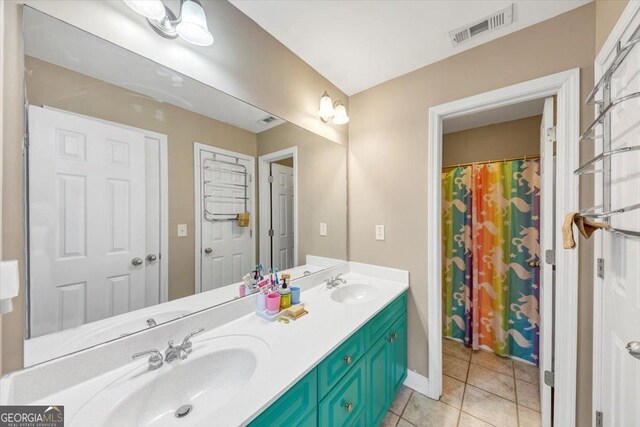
xmin=442 ymin=153 xmax=541 ymax=172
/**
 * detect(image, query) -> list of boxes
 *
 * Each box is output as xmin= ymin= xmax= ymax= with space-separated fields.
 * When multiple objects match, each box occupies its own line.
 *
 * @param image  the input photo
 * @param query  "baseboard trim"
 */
xmin=403 ymin=370 xmax=430 ymax=396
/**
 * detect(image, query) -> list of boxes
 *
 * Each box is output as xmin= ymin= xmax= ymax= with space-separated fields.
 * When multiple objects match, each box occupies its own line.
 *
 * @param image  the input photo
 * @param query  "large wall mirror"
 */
xmin=22 ymin=8 xmax=347 ymax=367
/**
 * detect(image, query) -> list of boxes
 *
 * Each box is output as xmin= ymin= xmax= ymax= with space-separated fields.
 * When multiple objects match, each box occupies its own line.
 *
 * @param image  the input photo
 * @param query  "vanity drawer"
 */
xmin=365 ymin=292 xmax=407 ymax=350
xmin=318 ymin=328 xmax=366 ymax=398
xmin=319 ymin=357 xmax=366 ymax=427
xmin=249 ymin=368 xmax=317 ymax=427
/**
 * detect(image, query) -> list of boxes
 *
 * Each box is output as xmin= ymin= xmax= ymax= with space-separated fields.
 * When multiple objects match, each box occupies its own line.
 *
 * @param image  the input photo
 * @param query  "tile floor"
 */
xmin=382 ymin=339 xmax=541 ymax=427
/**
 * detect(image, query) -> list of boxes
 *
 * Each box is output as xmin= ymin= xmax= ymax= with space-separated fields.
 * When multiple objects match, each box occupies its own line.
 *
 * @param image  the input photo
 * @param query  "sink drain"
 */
xmin=175 ymin=404 xmax=193 ymax=418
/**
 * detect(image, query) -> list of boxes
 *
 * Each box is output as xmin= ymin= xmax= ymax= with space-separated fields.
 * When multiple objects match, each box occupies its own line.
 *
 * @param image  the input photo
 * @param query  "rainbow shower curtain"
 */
xmin=442 ymin=160 xmax=541 ymax=364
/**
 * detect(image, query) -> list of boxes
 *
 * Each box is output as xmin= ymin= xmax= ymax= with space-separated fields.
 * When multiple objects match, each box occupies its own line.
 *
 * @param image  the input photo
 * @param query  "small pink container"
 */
xmin=266 ymin=293 xmax=281 ymax=313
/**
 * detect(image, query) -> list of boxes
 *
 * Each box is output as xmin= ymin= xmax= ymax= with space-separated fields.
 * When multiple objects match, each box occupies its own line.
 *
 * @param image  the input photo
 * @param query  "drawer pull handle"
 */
xmin=345 ymin=402 xmax=354 ymax=413
xmin=344 ymin=355 xmax=352 ymax=365
xmin=392 ymin=332 xmax=398 ymax=340
xmin=386 ymin=336 xmax=394 ymax=344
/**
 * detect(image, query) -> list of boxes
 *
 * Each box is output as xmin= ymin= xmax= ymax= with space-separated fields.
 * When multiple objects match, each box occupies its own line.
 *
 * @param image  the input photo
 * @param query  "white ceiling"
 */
xmin=231 ymin=0 xmax=591 ymax=95
xmin=443 ymin=98 xmax=545 ymax=134
xmin=23 ymin=7 xmax=285 ymax=134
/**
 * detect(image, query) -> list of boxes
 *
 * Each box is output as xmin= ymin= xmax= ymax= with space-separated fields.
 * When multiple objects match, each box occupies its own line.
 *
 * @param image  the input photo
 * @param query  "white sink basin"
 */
xmin=70 ymin=335 xmax=271 ymax=427
xmin=331 ymin=284 xmax=379 ymax=304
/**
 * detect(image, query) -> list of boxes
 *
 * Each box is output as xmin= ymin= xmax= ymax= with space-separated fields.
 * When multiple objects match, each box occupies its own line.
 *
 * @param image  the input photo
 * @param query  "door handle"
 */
xmin=146 ymin=254 xmax=157 ymax=262
xmin=626 ymin=341 xmax=640 ymax=360
xmin=204 ymin=248 xmax=213 ymax=254
xmin=131 ymin=257 xmax=144 ymax=266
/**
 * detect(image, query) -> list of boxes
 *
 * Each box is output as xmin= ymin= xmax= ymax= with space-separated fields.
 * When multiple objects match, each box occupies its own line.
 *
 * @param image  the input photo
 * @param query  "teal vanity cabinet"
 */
xmin=248 ymin=292 xmax=407 ymax=427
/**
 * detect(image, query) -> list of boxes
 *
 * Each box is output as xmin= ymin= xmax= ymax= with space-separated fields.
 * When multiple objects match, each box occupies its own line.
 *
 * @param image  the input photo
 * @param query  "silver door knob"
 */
xmin=131 ymin=257 xmax=144 ymax=266
xmin=146 ymin=254 xmax=157 ymax=262
xmin=626 ymin=341 xmax=640 ymax=360
xmin=204 ymin=248 xmax=213 ymax=254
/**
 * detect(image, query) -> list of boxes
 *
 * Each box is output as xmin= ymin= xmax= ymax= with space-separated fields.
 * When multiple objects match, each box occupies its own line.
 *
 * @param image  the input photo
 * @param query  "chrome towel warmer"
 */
xmin=576 ymin=23 xmax=640 ymax=239
xmin=202 ymin=157 xmax=249 ymax=222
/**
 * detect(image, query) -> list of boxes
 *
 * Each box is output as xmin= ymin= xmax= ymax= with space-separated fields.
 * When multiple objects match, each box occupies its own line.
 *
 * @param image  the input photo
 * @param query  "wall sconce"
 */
xmin=124 ymin=0 xmax=214 ymax=46
xmin=318 ymin=91 xmax=349 ymax=125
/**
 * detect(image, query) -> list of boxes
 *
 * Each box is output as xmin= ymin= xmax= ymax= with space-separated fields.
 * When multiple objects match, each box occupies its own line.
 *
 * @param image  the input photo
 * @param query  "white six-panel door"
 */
xmin=29 ymin=106 xmax=147 ymax=337
xmin=270 ymin=163 xmax=294 ymax=271
xmin=599 ymin=36 xmax=640 ymax=427
xmin=197 ymin=145 xmax=254 ymax=292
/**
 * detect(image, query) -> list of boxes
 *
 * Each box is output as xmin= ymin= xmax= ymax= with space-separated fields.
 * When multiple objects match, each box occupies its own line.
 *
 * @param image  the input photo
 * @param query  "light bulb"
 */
xmin=176 ymin=0 xmax=214 ymax=46
xmin=318 ymin=91 xmax=335 ymax=122
xmin=124 ymin=0 xmax=166 ymax=21
xmin=332 ymin=102 xmax=349 ymax=125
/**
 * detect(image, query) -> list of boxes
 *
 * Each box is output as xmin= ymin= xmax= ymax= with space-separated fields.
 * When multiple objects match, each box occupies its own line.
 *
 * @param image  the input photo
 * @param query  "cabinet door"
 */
xmin=390 ymin=313 xmax=408 ymax=395
xmin=319 ymin=358 xmax=366 ymax=427
xmin=366 ymin=335 xmax=392 ymax=426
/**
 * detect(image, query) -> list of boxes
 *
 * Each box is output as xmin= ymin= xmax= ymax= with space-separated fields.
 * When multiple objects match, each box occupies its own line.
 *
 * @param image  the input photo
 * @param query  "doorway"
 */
xmin=259 ymin=147 xmax=299 ymax=271
xmin=426 ymin=70 xmax=580 ymax=427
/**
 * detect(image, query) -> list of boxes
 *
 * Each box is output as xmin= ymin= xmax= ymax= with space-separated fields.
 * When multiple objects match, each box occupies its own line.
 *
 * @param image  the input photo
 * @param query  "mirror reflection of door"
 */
xmin=269 ymin=159 xmax=295 ymax=270
xmin=195 ymin=144 xmax=255 ymax=293
xmin=28 ymin=106 xmax=168 ymax=337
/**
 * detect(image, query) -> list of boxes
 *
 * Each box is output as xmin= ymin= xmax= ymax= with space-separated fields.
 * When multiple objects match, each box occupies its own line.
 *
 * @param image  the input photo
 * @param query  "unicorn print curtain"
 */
xmin=442 ymin=160 xmax=541 ymax=365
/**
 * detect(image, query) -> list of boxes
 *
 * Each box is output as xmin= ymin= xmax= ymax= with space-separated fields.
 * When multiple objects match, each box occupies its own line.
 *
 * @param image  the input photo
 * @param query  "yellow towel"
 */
xmin=562 ymin=212 xmax=609 ymax=249
xmin=237 ymin=212 xmax=250 ymax=227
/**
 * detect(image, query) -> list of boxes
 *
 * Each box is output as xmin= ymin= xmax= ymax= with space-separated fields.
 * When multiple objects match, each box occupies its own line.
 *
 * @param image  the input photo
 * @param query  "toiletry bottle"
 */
xmin=279 ymin=281 xmax=291 ymax=310
xmin=274 ymin=268 xmax=280 ymax=285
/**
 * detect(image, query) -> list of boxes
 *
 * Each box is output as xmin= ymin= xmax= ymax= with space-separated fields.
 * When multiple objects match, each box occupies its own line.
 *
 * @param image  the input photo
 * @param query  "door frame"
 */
xmin=35 ymin=106 xmax=170 ymax=304
xmin=426 ymin=69 xmax=580 ymax=427
xmin=193 ymin=142 xmax=256 ymax=294
xmin=591 ymin=3 xmax=640 ymax=426
xmin=258 ymin=147 xmax=299 ymax=269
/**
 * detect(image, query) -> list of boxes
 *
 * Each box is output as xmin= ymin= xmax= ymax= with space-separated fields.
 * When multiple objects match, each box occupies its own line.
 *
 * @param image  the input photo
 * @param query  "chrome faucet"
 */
xmin=132 ymin=349 xmax=163 ymax=370
xmin=325 ymin=273 xmax=347 ymax=289
xmin=164 ymin=328 xmax=205 ymax=363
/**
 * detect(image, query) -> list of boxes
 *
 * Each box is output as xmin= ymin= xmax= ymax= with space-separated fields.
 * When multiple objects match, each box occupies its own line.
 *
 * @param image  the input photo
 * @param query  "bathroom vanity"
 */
xmin=0 ymin=263 xmax=408 ymax=426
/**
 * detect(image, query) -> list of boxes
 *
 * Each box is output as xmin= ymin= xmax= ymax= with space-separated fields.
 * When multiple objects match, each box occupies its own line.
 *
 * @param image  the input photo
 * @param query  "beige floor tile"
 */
xmin=443 ymin=338 xmax=471 ymax=361
xmin=397 ymin=419 xmax=415 ymax=427
xmin=441 ymin=374 xmax=465 ymax=408
xmin=516 ymin=379 xmax=540 ymax=411
xmin=381 ymin=411 xmax=400 ymax=427
xmin=471 ymin=350 xmax=514 ymax=376
xmin=514 ymin=361 xmax=539 ymax=386
xmin=443 ymin=353 xmax=469 ymax=381
xmin=402 ymin=392 xmax=460 ymax=427
xmin=390 ymin=385 xmax=412 ymax=415
xmin=518 ymin=405 xmax=542 ymax=427
xmin=458 ymin=412 xmax=493 ymax=427
xmin=462 ymin=384 xmax=518 ymax=427
xmin=467 ymin=363 xmax=516 ymax=401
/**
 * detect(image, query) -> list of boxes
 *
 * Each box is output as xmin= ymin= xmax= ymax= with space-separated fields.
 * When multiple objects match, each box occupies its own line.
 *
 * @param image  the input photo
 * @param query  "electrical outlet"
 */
xmin=375 ymin=225 xmax=385 ymax=241
xmin=320 ymin=223 xmax=327 ymax=236
xmin=177 ymin=224 xmax=188 ymax=237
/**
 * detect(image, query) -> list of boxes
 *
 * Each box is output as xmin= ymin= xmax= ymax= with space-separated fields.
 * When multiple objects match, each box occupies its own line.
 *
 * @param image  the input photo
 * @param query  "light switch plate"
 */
xmin=320 ymin=223 xmax=327 ymax=236
xmin=375 ymin=225 xmax=385 ymax=241
xmin=177 ymin=224 xmax=188 ymax=237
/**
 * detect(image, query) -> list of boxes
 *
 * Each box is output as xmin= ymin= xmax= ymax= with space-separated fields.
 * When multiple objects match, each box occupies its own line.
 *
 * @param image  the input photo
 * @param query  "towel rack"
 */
xmin=577 ymin=22 xmax=640 ymax=239
xmin=202 ymin=156 xmax=248 ymax=222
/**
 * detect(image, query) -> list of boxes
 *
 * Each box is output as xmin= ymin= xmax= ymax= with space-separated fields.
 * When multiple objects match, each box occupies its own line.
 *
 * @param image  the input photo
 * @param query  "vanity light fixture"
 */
xmin=124 ymin=0 xmax=214 ymax=47
xmin=318 ymin=91 xmax=349 ymax=125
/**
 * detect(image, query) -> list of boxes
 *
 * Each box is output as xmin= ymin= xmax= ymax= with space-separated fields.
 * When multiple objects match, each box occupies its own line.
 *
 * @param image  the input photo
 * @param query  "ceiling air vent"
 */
xmin=449 ymin=4 xmax=513 ymax=47
xmin=257 ymin=115 xmax=279 ymax=126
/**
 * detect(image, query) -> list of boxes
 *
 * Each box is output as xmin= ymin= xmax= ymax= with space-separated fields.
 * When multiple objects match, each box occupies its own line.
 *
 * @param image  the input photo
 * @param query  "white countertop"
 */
xmin=2 ymin=262 xmax=408 ymax=427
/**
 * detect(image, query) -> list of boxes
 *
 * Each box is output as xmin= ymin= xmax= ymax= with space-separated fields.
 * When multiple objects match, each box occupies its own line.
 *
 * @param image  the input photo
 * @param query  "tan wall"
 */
xmin=595 ymin=0 xmax=629 ymax=54
xmin=25 ymin=56 xmax=258 ymax=301
xmin=258 ymin=123 xmax=347 ymax=262
xmin=442 ymin=116 xmax=542 ymax=167
xmin=348 ymin=5 xmax=596 ymax=425
xmin=1 ymin=1 xmax=24 ymax=375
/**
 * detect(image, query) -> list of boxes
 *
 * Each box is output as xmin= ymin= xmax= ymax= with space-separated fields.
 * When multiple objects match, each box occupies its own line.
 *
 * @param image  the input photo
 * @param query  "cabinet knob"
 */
xmin=392 ymin=332 xmax=398 ymax=340
xmin=386 ymin=336 xmax=394 ymax=344
xmin=344 ymin=402 xmax=353 ymax=413
xmin=344 ymin=355 xmax=352 ymax=365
